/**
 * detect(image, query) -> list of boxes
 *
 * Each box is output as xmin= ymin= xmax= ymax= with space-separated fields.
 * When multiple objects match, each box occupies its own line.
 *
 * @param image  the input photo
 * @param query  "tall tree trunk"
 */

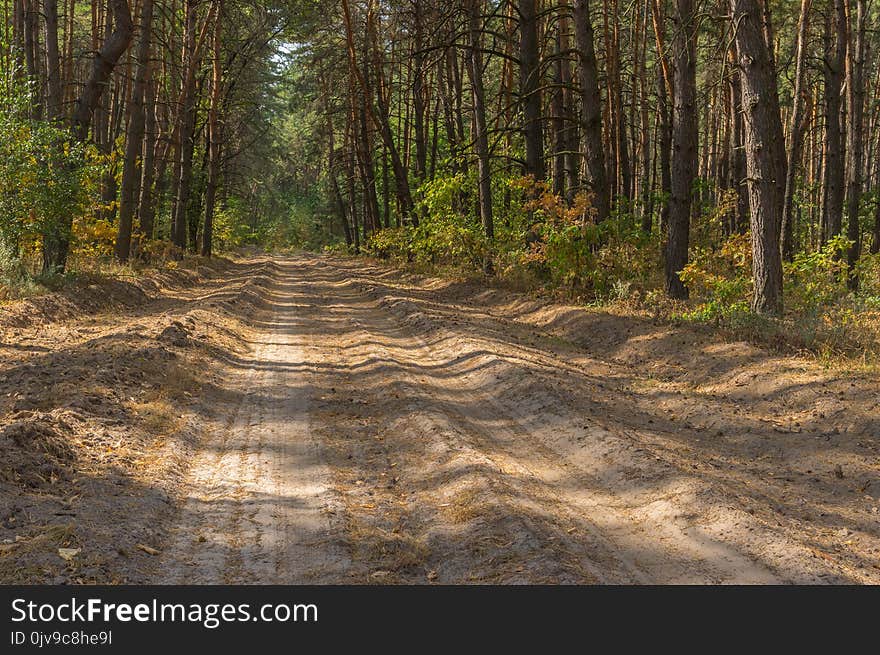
xmin=821 ymin=0 xmax=847 ymax=243
xmin=411 ymin=0 xmax=427 ymax=182
xmin=572 ymin=0 xmax=609 ymax=222
xmin=43 ymin=0 xmax=62 ymax=120
xmin=609 ymin=0 xmax=631 ymax=204
xmin=137 ymin=71 xmax=158 ymax=244
xmin=465 ymin=0 xmax=494 ymax=273
xmin=552 ymin=21 xmax=566 ymax=197
xmin=202 ymin=0 xmax=223 ymax=258
xmin=845 ymin=0 xmax=864 ymax=287
xmin=650 ymin=0 xmax=672 ymax=234
xmin=638 ymin=0 xmax=652 ymax=232
xmin=727 ymin=54 xmax=748 ymax=234
xmin=731 ymin=0 xmax=786 ymax=314
xmin=559 ymin=4 xmax=579 ymax=200
xmin=781 ymin=0 xmax=812 ymax=260
xmin=71 ymin=0 xmax=133 ymax=141
xmin=23 ymin=0 xmax=40 ymax=119
xmin=519 ymin=0 xmax=545 ymax=180
xmin=340 ymin=0 xmax=416 ymax=225
xmin=115 ymin=0 xmax=153 ymax=262
xmin=329 ymin=126 xmax=353 ymax=247
xmin=171 ymin=0 xmax=198 ymax=251
xmin=355 ymin=99 xmax=381 ymax=233
xmin=666 ymin=0 xmax=697 ymax=299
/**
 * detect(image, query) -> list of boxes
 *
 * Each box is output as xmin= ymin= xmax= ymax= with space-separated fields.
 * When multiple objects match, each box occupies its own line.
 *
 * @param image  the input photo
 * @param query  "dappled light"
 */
xmin=2 ymin=0 xmax=880 ymax=590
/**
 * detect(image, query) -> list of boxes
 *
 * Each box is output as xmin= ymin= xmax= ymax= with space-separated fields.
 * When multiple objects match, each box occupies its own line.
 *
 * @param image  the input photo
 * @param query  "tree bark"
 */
xmin=411 ymin=0 xmax=428 ymax=181
xmin=519 ymin=0 xmax=545 ymax=180
xmin=24 ymin=0 xmax=41 ymax=120
xmin=71 ymin=0 xmax=133 ymax=141
xmin=845 ymin=0 xmax=864 ymax=287
xmin=43 ymin=0 xmax=133 ymax=273
xmin=137 ymin=70 xmax=158 ymax=244
xmin=727 ymin=53 xmax=748 ymax=234
xmin=572 ymin=0 xmax=609 ymax=222
xmin=821 ymin=0 xmax=847 ymax=243
xmin=43 ymin=0 xmax=63 ymax=120
xmin=202 ymin=0 xmax=223 ymax=258
xmin=731 ymin=0 xmax=786 ymax=314
xmin=781 ymin=0 xmax=812 ymax=260
xmin=465 ymin=0 xmax=494 ymax=273
xmin=171 ymin=0 xmax=198 ymax=251
xmin=666 ymin=0 xmax=697 ymax=299
xmin=340 ymin=0 xmax=416 ymax=225
xmin=115 ymin=0 xmax=153 ymax=262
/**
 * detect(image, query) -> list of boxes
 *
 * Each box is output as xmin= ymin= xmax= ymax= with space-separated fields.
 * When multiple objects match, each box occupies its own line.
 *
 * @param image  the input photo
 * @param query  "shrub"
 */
xmin=678 ymin=232 xmax=752 ymax=322
xmin=0 ymin=73 xmax=106 ymax=274
xmin=784 ymin=234 xmax=851 ymax=314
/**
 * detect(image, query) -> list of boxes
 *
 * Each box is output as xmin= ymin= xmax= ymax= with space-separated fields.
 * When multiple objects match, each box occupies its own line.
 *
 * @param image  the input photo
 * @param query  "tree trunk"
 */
xmin=43 ymin=0 xmax=133 ymax=273
xmin=781 ymin=0 xmax=812 ymax=260
xmin=115 ymin=0 xmax=153 ymax=262
xmin=43 ymin=0 xmax=63 ymax=120
xmin=572 ymin=0 xmax=609 ymax=222
xmin=731 ymin=0 xmax=786 ymax=314
xmin=355 ymin=100 xmax=381 ymax=233
xmin=727 ymin=54 xmax=748 ymax=234
xmin=171 ymin=0 xmax=198 ymax=251
xmin=412 ymin=0 xmax=427 ymax=182
xmin=552 ymin=22 xmax=566 ymax=197
xmin=24 ymin=0 xmax=41 ymax=119
xmin=519 ymin=0 xmax=544 ymax=180
xmin=137 ymin=71 xmax=158 ymax=245
xmin=465 ymin=0 xmax=494 ymax=273
xmin=666 ymin=0 xmax=697 ymax=299
xmin=559 ymin=4 xmax=579 ymax=200
xmin=340 ymin=0 xmax=416 ymax=225
xmin=202 ymin=0 xmax=223 ymax=258
xmin=821 ymin=0 xmax=846 ymax=243
xmin=845 ymin=0 xmax=864 ymax=287
xmin=71 ymin=0 xmax=133 ymax=141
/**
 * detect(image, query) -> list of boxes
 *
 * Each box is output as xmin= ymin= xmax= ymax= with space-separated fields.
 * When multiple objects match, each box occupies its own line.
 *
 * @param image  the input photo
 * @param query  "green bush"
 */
xmin=0 ymin=72 xmax=104 ymax=276
xmin=784 ymin=235 xmax=852 ymax=314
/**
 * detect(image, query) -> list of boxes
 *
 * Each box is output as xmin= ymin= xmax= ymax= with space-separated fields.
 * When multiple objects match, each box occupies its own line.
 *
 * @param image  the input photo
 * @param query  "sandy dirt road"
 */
xmin=150 ymin=255 xmax=880 ymax=584
xmin=3 ymin=253 xmax=876 ymax=583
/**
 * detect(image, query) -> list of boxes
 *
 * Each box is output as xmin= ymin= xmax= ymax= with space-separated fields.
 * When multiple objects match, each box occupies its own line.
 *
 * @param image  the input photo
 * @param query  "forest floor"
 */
xmin=1 ymin=253 xmax=879 ymax=584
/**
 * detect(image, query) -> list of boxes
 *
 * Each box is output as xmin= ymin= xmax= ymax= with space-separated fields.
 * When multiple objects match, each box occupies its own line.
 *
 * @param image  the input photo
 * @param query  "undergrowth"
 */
xmin=347 ymin=174 xmax=880 ymax=367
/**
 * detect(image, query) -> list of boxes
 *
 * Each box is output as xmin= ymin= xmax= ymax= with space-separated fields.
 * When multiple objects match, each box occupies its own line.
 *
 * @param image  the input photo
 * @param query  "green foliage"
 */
xmin=368 ymin=218 xmax=489 ymax=270
xmin=674 ymin=228 xmax=880 ymax=359
xmin=784 ymin=235 xmax=852 ymax=313
xmin=854 ymin=251 xmax=880 ymax=302
xmin=679 ymin=232 xmax=858 ymax=323
xmin=367 ymin=172 xmax=488 ymax=267
xmin=211 ymin=198 xmax=256 ymax=250
xmin=679 ymin=232 xmax=752 ymax=323
xmin=366 ymin=174 xmax=659 ymax=298
xmin=0 ymin=71 xmax=105 ymax=278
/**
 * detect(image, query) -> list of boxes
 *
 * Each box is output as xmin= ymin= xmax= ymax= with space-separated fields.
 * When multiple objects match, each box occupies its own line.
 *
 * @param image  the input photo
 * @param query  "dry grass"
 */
xmin=0 ymin=523 xmax=77 ymax=584
xmin=127 ymin=397 xmax=180 ymax=436
xmin=350 ymin=524 xmax=429 ymax=577
xmin=442 ymin=486 xmax=488 ymax=524
xmin=140 ymin=358 xmax=201 ymax=397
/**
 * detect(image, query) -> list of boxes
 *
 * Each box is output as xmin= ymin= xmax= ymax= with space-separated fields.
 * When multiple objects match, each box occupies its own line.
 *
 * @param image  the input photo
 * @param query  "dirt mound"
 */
xmin=0 ymin=255 xmax=261 ymax=583
xmin=0 ymin=257 xmax=235 ymax=333
xmin=157 ymin=318 xmax=196 ymax=347
xmin=218 ymin=269 xmax=273 ymax=320
xmin=0 ymin=410 xmax=82 ymax=488
xmin=0 ymin=278 xmax=153 ymax=331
